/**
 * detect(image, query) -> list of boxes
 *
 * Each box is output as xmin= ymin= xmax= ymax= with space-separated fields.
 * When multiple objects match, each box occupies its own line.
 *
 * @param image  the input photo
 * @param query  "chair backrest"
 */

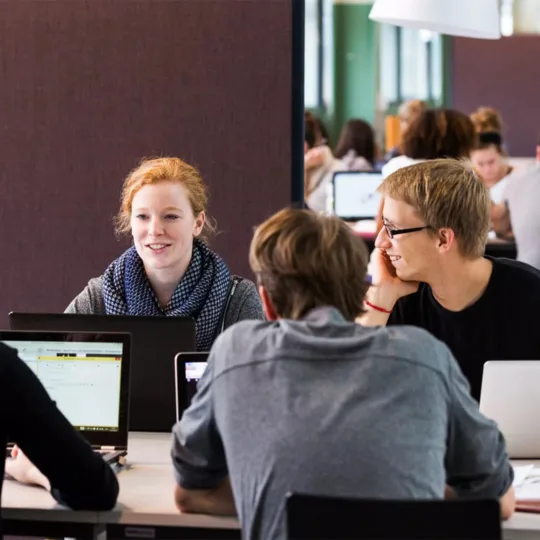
xmin=286 ymin=493 xmax=501 ymax=540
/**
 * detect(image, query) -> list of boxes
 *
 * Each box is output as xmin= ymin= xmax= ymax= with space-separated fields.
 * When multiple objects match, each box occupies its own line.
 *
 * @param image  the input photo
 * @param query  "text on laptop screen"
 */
xmin=333 ymin=172 xmax=383 ymax=220
xmin=185 ymin=361 xmax=208 ymax=403
xmin=2 ymin=340 xmax=123 ymax=432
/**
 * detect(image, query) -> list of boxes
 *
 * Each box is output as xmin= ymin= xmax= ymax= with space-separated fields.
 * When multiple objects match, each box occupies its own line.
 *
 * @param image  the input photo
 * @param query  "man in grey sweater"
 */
xmin=171 ymin=208 xmax=515 ymax=539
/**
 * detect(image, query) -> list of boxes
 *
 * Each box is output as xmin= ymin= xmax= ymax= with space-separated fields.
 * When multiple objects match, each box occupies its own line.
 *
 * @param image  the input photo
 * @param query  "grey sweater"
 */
xmin=65 ymin=276 xmax=265 ymax=333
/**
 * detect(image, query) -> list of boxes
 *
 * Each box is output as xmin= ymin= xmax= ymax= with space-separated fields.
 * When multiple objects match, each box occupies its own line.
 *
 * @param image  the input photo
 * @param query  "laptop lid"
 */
xmin=174 ymin=352 xmax=209 ymax=422
xmin=480 ymin=360 xmax=540 ymax=459
xmin=0 ymin=330 xmax=130 ymax=451
xmin=332 ymin=171 xmax=383 ymax=221
xmin=9 ymin=313 xmax=196 ymax=432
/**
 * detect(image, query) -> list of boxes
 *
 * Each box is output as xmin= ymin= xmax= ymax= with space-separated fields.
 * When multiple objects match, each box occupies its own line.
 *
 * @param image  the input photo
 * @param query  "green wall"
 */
xmin=332 ymin=1 xmax=377 ymax=139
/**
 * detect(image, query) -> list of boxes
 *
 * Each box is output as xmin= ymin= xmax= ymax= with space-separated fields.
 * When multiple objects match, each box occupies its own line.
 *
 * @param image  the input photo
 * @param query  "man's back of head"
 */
xmin=249 ymin=208 xmax=370 ymax=321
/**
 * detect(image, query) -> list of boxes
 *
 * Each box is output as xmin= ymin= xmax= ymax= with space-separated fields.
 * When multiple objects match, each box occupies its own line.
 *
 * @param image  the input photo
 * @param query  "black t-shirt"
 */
xmin=388 ymin=257 xmax=540 ymax=401
xmin=0 ymin=343 xmax=118 ymax=526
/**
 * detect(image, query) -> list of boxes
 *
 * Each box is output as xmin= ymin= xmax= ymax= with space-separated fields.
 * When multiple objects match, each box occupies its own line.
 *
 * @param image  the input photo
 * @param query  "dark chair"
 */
xmin=286 ymin=493 xmax=501 ymax=540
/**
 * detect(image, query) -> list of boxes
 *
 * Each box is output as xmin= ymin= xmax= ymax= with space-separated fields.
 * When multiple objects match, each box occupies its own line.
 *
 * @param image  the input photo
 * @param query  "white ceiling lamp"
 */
xmin=369 ymin=0 xmax=501 ymax=39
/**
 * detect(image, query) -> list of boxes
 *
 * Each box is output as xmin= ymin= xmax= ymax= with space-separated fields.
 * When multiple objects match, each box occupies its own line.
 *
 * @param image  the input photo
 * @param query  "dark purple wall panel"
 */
xmin=0 ymin=0 xmax=292 ymax=324
xmin=451 ymin=35 xmax=540 ymax=155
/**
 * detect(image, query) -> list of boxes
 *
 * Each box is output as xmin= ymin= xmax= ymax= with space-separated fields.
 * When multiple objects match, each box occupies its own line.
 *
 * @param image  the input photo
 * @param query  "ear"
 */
xmin=259 ymin=285 xmax=277 ymax=321
xmin=192 ymin=211 xmax=205 ymax=237
xmin=435 ymin=227 xmax=456 ymax=254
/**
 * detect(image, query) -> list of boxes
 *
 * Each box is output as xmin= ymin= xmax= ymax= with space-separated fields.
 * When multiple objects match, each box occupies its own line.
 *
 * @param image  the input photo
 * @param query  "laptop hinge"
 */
xmin=100 ymin=445 xmax=116 ymax=452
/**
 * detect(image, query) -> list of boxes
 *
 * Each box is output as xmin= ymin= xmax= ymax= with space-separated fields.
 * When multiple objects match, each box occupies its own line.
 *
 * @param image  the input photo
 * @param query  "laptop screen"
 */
xmin=185 ymin=360 xmax=208 ymax=403
xmin=2 ymin=339 xmax=124 ymax=432
xmin=174 ymin=352 xmax=209 ymax=422
xmin=333 ymin=171 xmax=383 ymax=221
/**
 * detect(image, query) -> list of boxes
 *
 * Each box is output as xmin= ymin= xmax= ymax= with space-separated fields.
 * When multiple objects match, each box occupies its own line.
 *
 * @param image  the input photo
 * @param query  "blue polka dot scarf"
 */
xmin=102 ymin=239 xmax=231 ymax=351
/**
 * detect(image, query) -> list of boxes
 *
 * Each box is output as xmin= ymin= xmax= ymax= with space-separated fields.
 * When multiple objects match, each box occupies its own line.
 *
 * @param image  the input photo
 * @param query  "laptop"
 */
xmin=332 ymin=171 xmax=383 ymax=221
xmin=174 ymin=352 xmax=209 ymax=422
xmin=9 ymin=313 xmax=196 ymax=432
xmin=2 ymin=330 xmax=130 ymax=463
xmin=480 ymin=360 xmax=540 ymax=458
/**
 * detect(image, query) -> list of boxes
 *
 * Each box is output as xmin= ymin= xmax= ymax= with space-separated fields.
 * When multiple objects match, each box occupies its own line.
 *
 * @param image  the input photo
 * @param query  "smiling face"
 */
xmin=130 ymin=181 xmax=205 ymax=276
xmin=375 ymin=195 xmax=442 ymax=282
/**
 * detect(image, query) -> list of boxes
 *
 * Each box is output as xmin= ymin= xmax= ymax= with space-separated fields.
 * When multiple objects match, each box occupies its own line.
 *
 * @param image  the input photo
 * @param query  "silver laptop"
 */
xmin=479 ymin=360 xmax=540 ymax=458
xmin=332 ymin=171 xmax=383 ymax=221
xmin=2 ymin=330 xmax=131 ymax=463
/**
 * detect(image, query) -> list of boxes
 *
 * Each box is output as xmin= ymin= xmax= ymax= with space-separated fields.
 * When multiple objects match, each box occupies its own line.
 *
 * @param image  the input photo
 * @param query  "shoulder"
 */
xmin=223 ymin=276 xmax=264 ymax=328
xmin=65 ymin=276 xmax=106 ymax=314
xmin=381 ymin=324 xmax=453 ymax=374
xmin=491 ymin=257 xmax=540 ymax=290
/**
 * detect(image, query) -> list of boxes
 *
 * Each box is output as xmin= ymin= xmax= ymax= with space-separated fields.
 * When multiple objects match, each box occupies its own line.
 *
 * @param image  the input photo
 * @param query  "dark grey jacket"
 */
xmin=65 ymin=276 xmax=265 ymax=333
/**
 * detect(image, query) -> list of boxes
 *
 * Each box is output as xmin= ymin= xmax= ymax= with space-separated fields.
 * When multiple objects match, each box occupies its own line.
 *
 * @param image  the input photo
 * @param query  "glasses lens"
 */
xmin=384 ymin=225 xmax=393 ymax=239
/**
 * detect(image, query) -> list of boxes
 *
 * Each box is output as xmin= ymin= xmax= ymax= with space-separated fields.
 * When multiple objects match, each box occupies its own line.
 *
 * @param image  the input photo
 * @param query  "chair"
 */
xmin=286 ymin=493 xmax=501 ymax=540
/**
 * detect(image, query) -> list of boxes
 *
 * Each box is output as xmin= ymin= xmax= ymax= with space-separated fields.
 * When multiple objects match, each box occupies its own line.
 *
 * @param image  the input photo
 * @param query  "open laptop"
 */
xmin=9 ymin=313 xmax=196 ymax=432
xmin=2 ymin=330 xmax=130 ymax=463
xmin=174 ymin=352 xmax=209 ymax=422
xmin=332 ymin=171 xmax=383 ymax=221
xmin=480 ymin=360 xmax=540 ymax=458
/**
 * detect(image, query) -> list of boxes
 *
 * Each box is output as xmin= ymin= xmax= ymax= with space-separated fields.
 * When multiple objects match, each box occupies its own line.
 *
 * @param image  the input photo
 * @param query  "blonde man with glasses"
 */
xmin=171 ymin=208 xmax=514 ymax=539
xmin=361 ymin=159 xmax=540 ymax=401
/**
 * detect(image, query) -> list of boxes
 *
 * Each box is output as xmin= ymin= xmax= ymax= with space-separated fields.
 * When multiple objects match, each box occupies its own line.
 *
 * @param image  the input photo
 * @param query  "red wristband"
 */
xmin=365 ymin=300 xmax=392 ymax=314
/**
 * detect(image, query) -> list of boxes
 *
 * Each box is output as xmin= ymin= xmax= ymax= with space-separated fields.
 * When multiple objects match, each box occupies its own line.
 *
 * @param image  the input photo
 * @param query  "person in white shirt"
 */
xmin=492 ymin=133 xmax=540 ymax=269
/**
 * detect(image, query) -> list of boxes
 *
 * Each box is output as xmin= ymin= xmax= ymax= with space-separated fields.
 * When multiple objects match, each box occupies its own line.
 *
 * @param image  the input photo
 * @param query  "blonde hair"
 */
xmin=380 ymin=159 xmax=490 ymax=259
xmin=398 ymin=99 xmax=427 ymax=126
xmin=249 ymin=208 xmax=369 ymax=321
xmin=470 ymin=106 xmax=503 ymax=134
xmin=115 ymin=157 xmax=215 ymax=241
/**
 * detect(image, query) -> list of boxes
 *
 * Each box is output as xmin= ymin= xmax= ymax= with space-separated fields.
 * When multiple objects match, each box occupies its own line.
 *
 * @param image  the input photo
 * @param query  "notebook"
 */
xmin=174 ymin=352 xmax=209 ymax=422
xmin=2 ymin=330 xmax=130 ymax=463
xmin=480 ymin=360 xmax=540 ymax=458
xmin=9 ymin=312 xmax=196 ymax=432
xmin=332 ymin=171 xmax=383 ymax=221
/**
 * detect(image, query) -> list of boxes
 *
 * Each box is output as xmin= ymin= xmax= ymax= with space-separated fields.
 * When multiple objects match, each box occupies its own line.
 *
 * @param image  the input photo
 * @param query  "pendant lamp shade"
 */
xmin=369 ymin=0 xmax=501 ymax=39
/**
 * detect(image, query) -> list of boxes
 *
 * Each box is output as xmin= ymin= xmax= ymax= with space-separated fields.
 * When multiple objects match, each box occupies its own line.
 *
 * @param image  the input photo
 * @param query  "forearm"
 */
xmin=357 ymin=286 xmax=395 ymax=327
xmin=175 ymin=477 xmax=236 ymax=516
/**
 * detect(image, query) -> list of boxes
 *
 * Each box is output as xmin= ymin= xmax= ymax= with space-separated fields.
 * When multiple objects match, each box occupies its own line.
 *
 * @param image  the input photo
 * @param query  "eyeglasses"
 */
xmin=383 ymin=224 xmax=431 ymax=240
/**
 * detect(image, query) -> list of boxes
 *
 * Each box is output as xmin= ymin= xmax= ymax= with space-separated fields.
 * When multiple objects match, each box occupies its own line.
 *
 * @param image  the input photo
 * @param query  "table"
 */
xmin=2 ymin=432 xmax=240 ymax=539
xmin=3 ymin=433 xmax=540 ymax=539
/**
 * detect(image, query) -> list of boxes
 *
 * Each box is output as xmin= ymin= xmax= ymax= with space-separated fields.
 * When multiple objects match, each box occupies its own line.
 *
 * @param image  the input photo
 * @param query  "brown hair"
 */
xmin=401 ymin=109 xmax=477 ymax=160
xmin=249 ymin=208 xmax=369 ymax=320
xmin=115 ymin=157 xmax=215 ymax=241
xmin=334 ymin=119 xmax=376 ymax=165
xmin=380 ymin=159 xmax=490 ymax=259
xmin=470 ymin=106 xmax=503 ymax=134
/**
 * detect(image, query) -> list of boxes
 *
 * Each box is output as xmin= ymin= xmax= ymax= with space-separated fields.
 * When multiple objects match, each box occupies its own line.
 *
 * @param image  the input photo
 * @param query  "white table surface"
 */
xmin=3 ymin=434 xmax=540 ymax=536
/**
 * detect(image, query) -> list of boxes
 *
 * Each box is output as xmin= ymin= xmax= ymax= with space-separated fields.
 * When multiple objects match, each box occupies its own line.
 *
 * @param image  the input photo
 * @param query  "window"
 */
xmin=304 ymin=0 xmax=333 ymax=109
xmin=379 ymin=25 xmax=444 ymax=107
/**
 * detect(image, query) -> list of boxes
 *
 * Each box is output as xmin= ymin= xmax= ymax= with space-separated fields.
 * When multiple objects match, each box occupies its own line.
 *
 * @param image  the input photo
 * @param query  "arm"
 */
xmin=491 ymin=202 xmax=512 ymax=237
xmin=357 ymin=248 xmax=418 ymax=327
xmin=171 ymin=350 xmax=236 ymax=516
xmin=224 ymin=278 xmax=264 ymax=329
xmin=64 ymin=277 xmax=105 ymax=314
xmin=444 ymin=350 xmax=515 ymax=520
xmin=2 ymin=344 xmax=118 ymax=510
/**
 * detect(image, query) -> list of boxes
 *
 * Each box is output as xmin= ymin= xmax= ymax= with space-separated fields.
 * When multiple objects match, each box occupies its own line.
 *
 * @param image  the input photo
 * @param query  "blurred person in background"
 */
xmin=384 ymin=99 xmax=426 ymax=161
xmin=304 ymin=111 xmax=344 ymax=213
xmin=334 ymin=118 xmax=376 ymax=171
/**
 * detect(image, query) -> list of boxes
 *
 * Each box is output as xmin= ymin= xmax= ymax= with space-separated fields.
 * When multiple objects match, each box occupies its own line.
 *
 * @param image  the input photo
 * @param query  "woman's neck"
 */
xmin=144 ymin=254 xmax=192 ymax=309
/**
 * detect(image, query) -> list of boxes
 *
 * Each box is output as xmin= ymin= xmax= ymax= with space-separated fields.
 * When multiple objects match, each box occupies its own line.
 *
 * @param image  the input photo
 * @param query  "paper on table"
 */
xmin=513 ymin=464 xmax=535 ymax=487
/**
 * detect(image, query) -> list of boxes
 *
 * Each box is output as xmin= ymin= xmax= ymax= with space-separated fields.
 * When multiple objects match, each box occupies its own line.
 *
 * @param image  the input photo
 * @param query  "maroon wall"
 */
xmin=450 ymin=35 xmax=540 ymax=156
xmin=0 ymin=1 xmax=292 ymax=325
